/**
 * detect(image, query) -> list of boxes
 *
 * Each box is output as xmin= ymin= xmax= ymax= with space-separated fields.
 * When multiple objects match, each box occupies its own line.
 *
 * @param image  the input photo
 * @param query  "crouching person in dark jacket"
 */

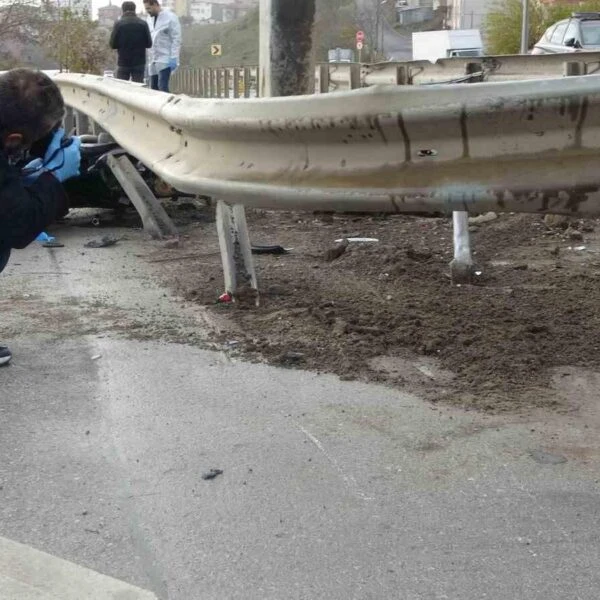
xmin=0 ymin=68 xmax=81 ymax=366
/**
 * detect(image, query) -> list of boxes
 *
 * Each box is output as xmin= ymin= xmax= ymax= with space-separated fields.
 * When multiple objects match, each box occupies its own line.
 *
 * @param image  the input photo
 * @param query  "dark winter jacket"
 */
xmin=109 ymin=12 xmax=152 ymax=68
xmin=0 ymin=150 xmax=69 ymax=254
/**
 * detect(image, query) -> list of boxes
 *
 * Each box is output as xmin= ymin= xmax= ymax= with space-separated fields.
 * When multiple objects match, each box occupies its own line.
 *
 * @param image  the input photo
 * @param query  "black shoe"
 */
xmin=0 ymin=346 xmax=12 ymax=366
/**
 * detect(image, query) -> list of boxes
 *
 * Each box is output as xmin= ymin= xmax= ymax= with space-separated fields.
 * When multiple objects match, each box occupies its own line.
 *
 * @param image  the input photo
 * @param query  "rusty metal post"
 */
xmin=259 ymin=0 xmax=316 ymax=97
xmin=243 ymin=68 xmax=251 ymax=97
xmin=233 ymin=67 xmax=241 ymax=98
xmin=348 ymin=63 xmax=361 ymax=89
xmin=202 ymin=68 xmax=210 ymax=98
xmin=194 ymin=69 xmax=202 ymax=96
xmin=316 ymin=64 xmax=330 ymax=93
xmin=208 ymin=68 xmax=216 ymax=97
xmin=563 ymin=61 xmax=586 ymax=77
xmin=216 ymin=68 xmax=223 ymax=98
xmin=223 ymin=68 xmax=231 ymax=98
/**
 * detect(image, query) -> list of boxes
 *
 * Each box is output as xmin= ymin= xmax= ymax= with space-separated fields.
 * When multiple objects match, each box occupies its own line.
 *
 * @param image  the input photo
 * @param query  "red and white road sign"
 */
xmin=356 ymin=41 xmax=364 ymax=50
xmin=356 ymin=30 xmax=365 ymax=42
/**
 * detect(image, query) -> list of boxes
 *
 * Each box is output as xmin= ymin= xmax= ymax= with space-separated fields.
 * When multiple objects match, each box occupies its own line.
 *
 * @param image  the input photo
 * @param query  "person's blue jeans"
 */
xmin=150 ymin=67 xmax=171 ymax=93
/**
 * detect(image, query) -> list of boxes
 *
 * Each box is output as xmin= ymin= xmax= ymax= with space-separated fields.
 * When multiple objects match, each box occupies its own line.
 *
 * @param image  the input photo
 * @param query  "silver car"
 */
xmin=532 ymin=12 xmax=600 ymax=54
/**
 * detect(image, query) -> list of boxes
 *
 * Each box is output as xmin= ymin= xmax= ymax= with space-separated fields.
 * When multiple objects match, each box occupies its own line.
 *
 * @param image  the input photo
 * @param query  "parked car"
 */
xmin=532 ymin=12 xmax=600 ymax=54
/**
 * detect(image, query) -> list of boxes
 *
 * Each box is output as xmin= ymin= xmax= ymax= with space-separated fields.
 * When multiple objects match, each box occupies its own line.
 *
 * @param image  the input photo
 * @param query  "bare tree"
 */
xmin=40 ymin=8 xmax=111 ymax=73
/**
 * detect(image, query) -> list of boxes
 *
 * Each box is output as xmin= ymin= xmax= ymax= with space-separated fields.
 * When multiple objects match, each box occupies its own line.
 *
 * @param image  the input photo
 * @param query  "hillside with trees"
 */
xmin=182 ymin=0 xmax=359 ymax=67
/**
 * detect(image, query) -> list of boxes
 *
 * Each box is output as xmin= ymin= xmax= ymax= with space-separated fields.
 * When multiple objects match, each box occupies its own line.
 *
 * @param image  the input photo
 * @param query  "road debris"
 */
xmin=85 ymin=236 xmax=120 ymax=248
xmin=468 ymin=212 xmax=497 ymax=225
xmin=565 ymin=227 xmax=584 ymax=241
xmin=162 ymin=237 xmax=181 ymax=249
xmin=279 ymin=351 xmax=306 ymax=364
xmin=202 ymin=469 xmax=224 ymax=480
xmin=405 ymin=246 xmax=433 ymax=261
xmin=334 ymin=237 xmax=379 ymax=244
xmin=543 ymin=214 xmax=569 ymax=229
xmin=529 ymin=450 xmax=567 ymax=465
xmin=217 ymin=292 xmax=233 ymax=304
xmin=251 ymin=244 xmax=289 ymax=255
xmin=324 ymin=238 xmax=349 ymax=262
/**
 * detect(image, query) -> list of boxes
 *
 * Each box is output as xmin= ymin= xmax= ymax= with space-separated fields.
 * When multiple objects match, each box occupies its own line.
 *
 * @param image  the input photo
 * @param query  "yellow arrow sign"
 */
xmin=211 ymin=44 xmax=222 ymax=57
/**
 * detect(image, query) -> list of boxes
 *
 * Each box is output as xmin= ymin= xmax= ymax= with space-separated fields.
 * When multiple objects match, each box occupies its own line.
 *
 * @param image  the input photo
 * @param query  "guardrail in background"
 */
xmin=170 ymin=52 xmax=600 ymax=98
xmin=56 ymin=72 xmax=600 ymax=216
xmin=171 ymin=66 xmax=258 ymax=98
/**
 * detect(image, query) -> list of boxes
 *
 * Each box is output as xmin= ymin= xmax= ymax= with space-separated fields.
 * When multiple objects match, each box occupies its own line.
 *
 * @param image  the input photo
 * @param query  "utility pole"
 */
xmin=520 ymin=0 xmax=529 ymax=54
xmin=375 ymin=0 xmax=380 ymax=56
xmin=258 ymin=0 xmax=316 ymax=97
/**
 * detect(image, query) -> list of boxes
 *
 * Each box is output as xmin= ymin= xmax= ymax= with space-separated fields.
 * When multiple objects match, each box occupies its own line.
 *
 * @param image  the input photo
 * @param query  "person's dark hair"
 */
xmin=0 ymin=69 xmax=64 ymax=147
xmin=122 ymin=1 xmax=136 ymax=12
xmin=144 ymin=0 xmax=160 ymax=6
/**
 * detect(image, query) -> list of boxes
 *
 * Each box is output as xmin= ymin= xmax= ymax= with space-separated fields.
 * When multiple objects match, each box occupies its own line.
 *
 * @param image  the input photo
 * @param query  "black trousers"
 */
xmin=0 ymin=249 xmax=10 ymax=274
xmin=116 ymin=65 xmax=145 ymax=83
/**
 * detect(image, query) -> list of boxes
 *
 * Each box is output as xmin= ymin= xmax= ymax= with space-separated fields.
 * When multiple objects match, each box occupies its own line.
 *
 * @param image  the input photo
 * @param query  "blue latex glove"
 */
xmin=21 ymin=157 xmax=44 ymax=184
xmin=168 ymin=57 xmax=178 ymax=73
xmin=44 ymin=128 xmax=81 ymax=182
xmin=35 ymin=232 xmax=55 ymax=242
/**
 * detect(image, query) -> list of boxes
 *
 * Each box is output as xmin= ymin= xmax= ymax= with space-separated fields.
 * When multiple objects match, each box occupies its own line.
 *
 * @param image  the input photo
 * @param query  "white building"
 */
xmin=53 ymin=0 xmax=93 ymax=18
xmin=187 ymin=0 xmax=255 ymax=23
xmin=444 ymin=0 xmax=490 ymax=30
xmin=189 ymin=0 xmax=212 ymax=21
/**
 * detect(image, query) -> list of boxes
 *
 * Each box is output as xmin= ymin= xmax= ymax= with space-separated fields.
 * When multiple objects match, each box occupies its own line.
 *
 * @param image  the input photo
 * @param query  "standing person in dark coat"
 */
xmin=0 ymin=69 xmax=81 ymax=366
xmin=109 ymin=1 xmax=152 ymax=83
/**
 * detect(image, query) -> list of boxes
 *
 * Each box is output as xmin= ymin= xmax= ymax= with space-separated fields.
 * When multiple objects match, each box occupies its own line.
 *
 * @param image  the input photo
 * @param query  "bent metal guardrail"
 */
xmin=55 ymin=72 xmax=600 ymax=216
xmin=170 ymin=51 xmax=600 ymax=98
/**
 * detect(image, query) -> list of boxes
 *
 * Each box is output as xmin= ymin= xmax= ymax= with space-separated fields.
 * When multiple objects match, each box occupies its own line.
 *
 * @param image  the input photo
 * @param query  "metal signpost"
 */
xmin=356 ymin=30 xmax=364 ymax=62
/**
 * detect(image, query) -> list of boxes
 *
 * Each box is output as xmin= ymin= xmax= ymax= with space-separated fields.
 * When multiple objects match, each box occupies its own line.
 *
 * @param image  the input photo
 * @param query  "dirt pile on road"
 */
xmin=155 ymin=208 xmax=600 ymax=412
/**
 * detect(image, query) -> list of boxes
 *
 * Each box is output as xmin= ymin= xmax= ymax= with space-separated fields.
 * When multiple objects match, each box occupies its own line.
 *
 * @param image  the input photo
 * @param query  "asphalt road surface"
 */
xmin=1 ymin=224 xmax=599 ymax=599
xmin=355 ymin=0 xmax=413 ymax=60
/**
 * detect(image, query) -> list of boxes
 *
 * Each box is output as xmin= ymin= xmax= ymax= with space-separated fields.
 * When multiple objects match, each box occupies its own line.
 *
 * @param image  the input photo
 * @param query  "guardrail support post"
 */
xmin=213 ymin=0 xmax=315 ymax=300
xmin=216 ymin=200 xmax=258 ymax=303
xmin=216 ymin=68 xmax=223 ymax=98
xmin=202 ymin=68 xmax=210 ymax=98
xmin=348 ymin=63 xmax=361 ymax=89
xmin=243 ymin=67 xmax=251 ymax=98
xmin=74 ymin=110 xmax=90 ymax=135
xmin=223 ymin=68 xmax=231 ymax=99
xmin=316 ymin=64 xmax=330 ymax=93
xmin=208 ymin=68 xmax=215 ymax=98
xmin=233 ymin=67 xmax=241 ymax=98
xmin=106 ymin=154 xmax=178 ymax=240
xmin=64 ymin=106 xmax=75 ymax=133
xmin=563 ymin=61 xmax=586 ymax=77
xmin=450 ymin=211 xmax=475 ymax=284
xmin=193 ymin=69 xmax=202 ymax=96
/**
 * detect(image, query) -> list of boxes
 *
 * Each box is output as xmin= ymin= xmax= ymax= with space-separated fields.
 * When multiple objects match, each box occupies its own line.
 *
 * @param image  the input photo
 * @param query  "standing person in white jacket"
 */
xmin=143 ymin=0 xmax=181 ymax=93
